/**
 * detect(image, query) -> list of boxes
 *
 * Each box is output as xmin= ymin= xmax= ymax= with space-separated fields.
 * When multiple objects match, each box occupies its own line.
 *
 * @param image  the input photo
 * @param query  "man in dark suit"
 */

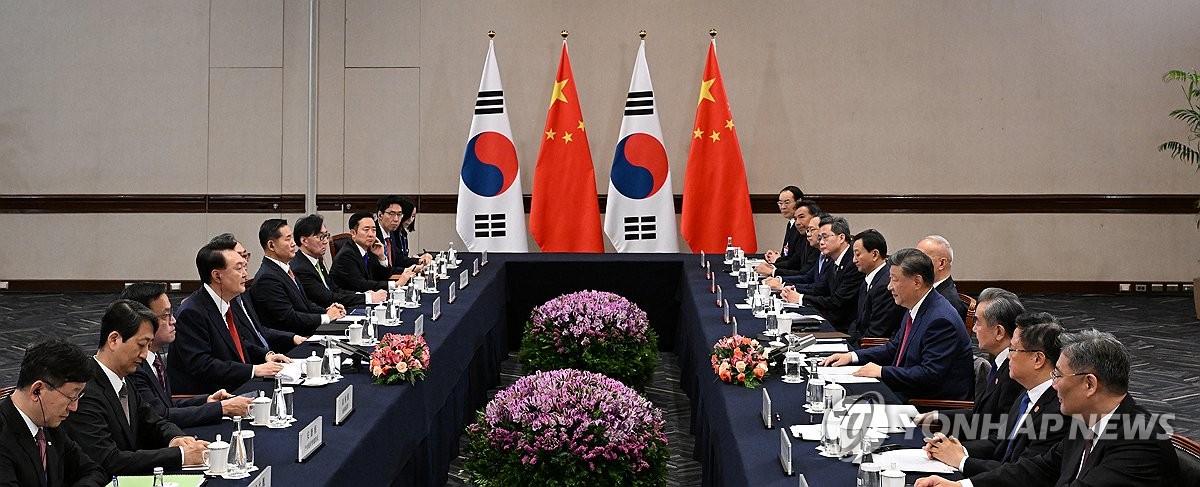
xmin=209 ymin=233 xmax=307 ymax=354
xmin=917 ymin=235 xmax=969 ymax=322
xmin=781 ymin=216 xmax=864 ymax=333
xmin=925 ymin=319 xmax=1069 ymax=476
xmin=376 ymin=195 xmax=432 ymax=274
xmin=61 ymin=300 xmax=208 ymax=474
xmin=119 ymin=282 xmax=251 ymax=428
xmin=249 ymin=219 xmax=346 ymax=336
xmin=168 ymin=242 xmax=293 ymax=396
xmin=0 ymin=338 xmax=106 ymax=487
xmin=764 ymin=213 xmax=830 ymax=293
xmin=919 ymin=289 xmax=1028 ymax=436
xmin=845 ymin=229 xmax=905 ymax=345
xmin=916 ymin=329 xmax=1180 ymax=487
xmin=331 ymin=212 xmax=417 ymax=293
xmin=823 ymin=248 xmax=975 ymax=401
xmin=291 ymin=214 xmax=387 ymax=308
xmin=758 ymin=198 xmax=821 ymax=278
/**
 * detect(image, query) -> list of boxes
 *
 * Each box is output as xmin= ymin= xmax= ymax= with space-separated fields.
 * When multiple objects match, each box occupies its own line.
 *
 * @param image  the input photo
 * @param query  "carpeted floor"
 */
xmin=1 ymin=292 xmax=1196 ymax=486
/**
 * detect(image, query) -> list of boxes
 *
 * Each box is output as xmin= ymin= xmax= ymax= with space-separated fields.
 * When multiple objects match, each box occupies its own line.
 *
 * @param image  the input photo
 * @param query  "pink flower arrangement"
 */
xmin=370 ymin=333 xmax=430 ymax=385
xmin=711 ymin=334 xmax=769 ymax=388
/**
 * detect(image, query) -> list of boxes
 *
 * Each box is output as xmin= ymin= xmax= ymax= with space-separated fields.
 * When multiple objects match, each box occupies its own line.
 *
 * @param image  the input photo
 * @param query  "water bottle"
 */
xmin=724 ymin=236 xmax=735 ymax=262
xmin=152 ymin=467 xmax=165 ymax=487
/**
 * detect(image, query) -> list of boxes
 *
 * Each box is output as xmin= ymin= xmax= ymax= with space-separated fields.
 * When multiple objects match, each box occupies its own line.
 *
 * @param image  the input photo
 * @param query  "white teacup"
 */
xmin=205 ymin=436 xmax=230 ymax=474
xmin=346 ymin=323 xmax=364 ymax=345
xmin=825 ymin=383 xmax=847 ymax=410
xmin=250 ymin=397 xmax=272 ymax=426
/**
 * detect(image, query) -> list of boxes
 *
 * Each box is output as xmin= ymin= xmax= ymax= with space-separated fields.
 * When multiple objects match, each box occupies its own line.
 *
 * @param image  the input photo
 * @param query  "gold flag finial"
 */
xmin=561 ymin=30 xmax=569 ymax=39
xmin=488 ymin=30 xmax=496 ymax=39
xmin=639 ymin=30 xmax=647 ymax=39
xmin=709 ymin=28 xmax=717 ymax=39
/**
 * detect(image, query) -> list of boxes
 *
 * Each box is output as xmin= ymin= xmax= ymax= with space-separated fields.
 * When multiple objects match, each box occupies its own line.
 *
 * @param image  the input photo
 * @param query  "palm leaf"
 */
xmin=1158 ymin=141 xmax=1200 ymax=167
xmin=1163 ymin=70 xmax=1200 ymax=83
xmin=1168 ymin=109 xmax=1200 ymax=132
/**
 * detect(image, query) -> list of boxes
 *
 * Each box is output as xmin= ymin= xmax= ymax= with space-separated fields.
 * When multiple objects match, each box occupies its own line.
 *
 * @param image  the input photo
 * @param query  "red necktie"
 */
xmin=894 ymin=314 xmax=914 ymax=366
xmin=225 ymin=308 xmax=246 ymax=363
xmin=153 ymin=354 xmax=167 ymax=390
xmin=36 ymin=427 xmax=46 ymax=471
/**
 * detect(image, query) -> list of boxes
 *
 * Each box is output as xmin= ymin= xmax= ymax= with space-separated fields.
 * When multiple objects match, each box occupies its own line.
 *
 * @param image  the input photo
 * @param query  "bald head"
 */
xmin=916 ymin=235 xmax=953 ymax=282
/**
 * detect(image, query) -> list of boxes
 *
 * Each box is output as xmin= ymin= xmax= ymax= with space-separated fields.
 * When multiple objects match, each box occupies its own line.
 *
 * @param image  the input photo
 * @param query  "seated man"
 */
xmin=290 ymin=214 xmax=387 ymax=308
xmin=764 ymin=213 xmax=830 ymax=293
xmin=845 ymin=229 xmax=905 ymax=345
xmin=249 ymin=218 xmax=346 ymax=335
xmin=924 ymin=316 xmax=1068 ymax=476
xmin=168 ymin=242 xmax=292 ymax=395
xmin=61 ymin=300 xmax=208 ymax=474
xmin=758 ymin=198 xmax=820 ymax=278
xmin=918 ymin=289 xmax=1027 ymax=435
xmin=119 ymin=282 xmax=251 ymax=428
xmin=330 ymin=212 xmax=416 ymax=293
xmin=209 ymin=233 xmax=306 ymax=354
xmin=376 ymin=195 xmax=432 ymax=274
xmin=0 ymin=338 xmax=107 ymax=487
xmin=916 ymin=329 xmax=1180 ymax=487
xmin=822 ymin=248 xmax=974 ymax=401
xmin=917 ymin=235 xmax=968 ymax=322
xmin=780 ymin=216 xmax=863 ymax=333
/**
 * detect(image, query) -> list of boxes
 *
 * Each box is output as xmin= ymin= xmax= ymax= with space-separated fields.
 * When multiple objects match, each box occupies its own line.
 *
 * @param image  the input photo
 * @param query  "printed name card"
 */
xmin=780 ymin=429 xmax=794 ymax=476
xmin=335 ymin=385 xmax=354 ymax=425
xmin=723 ymin=300 xmax=730 ymax=324
xmin=460 ymin=269 xmax=469 ymax=289
xmin=762 ymin=388 xmax=773 ymax=429
xmin=473 ymin=258 xmax=480 ymax=276
xmin=432 ymin=297 xmax=442 ymax=321
xmin=699 ymin=250 xmax=705 ymax=266
xmin=248 ymin=466 xmax=272 ymax=487
xmin=710 ymin=272 xmax=716 ymax=293
xmin=481 ymin=250 xmax=488 ymax=266
xmin=448 ymin=283 xmax=457 ymax=304
xmin=414 ymin=315 xmax=424 ymax=337
xmin=716 ymin=285 xmax=723 ymax=307
xmin=731 ymin=317 xmax=738 ymax=336
xmin=298 ymin=416 xmax=323 ymax=463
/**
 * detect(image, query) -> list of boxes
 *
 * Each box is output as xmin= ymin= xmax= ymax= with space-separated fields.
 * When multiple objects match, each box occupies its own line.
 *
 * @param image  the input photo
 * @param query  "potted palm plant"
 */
xmin=1158 ymin=69 xmax=1200 ymax=317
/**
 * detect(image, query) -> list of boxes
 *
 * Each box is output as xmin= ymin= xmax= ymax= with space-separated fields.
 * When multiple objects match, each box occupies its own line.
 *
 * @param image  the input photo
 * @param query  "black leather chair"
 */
xmin=1174 ymin=434 xmax=1200 ymax=485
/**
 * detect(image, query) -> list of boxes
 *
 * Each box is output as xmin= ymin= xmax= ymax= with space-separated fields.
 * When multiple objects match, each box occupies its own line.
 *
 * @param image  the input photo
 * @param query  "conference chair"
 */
xmin=858 ymin=294 xmax=976 ymax=349
xmin=1173 ymin=434 xmax=1200 ymax=484
xmin=0 ymin=385 xmax=14 ymax=401
xmin=907 ymin=355 xmax=991 ymax=414
xmin=330 ymin=232 xmax=352 ymax=257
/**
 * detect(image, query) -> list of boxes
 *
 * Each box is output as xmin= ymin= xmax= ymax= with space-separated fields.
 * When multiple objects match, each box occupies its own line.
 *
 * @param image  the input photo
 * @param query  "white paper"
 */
xmin=780 ymin=313 xmax=823 ymax=321
xmin=735 ymin=303 xmax=752 ymax=310
xmin=275 ymin=362 xmax=305 ymax=384
xmin=844 ymin=404 xmax=919 ymax=432
xmin=789 ymin=424 xmax=823 ymax=441
xmin=799 ymin=343 xmax=850 ymax=353
xmin=873 ymin=448 xmax=956 ymax=474
xmin=824 ymin=375 xmax=880 ymax=384
xmin=335 ymin=315 xmax=367 ymax=323
xmin=817 ymin=366 xmax=861 ymax=376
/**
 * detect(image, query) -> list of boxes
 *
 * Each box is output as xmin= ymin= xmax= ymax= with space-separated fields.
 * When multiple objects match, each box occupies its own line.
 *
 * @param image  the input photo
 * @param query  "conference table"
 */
xmin=187 ymin=253 xmax=954 ymax=486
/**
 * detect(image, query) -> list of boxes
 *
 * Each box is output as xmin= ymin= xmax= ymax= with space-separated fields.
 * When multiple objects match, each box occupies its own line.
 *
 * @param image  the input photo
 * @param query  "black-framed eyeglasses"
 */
xmin=47 ymin=384 xmax=85 ymax=404
xmin=382 ymin=210 xmax=404 ymax=218
xmin=817 ymin=233 xmax=835 ymax=242
xmin=1050 ymin=369 xmax=1091 ymax=383
xmin=1010 ymin=348 xmax=1043 ymax=355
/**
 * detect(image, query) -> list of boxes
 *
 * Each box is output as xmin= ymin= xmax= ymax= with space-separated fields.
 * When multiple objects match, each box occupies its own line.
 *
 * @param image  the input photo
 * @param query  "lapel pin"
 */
xmin=1033 ymin=405 xmax=1040 ymax=413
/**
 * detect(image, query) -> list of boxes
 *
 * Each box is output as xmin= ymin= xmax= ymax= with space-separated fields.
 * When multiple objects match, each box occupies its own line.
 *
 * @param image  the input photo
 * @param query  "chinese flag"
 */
xmin=529 ymin=40 xmax=604 ymax=252
xmin=681 ymin=39 xmax=757 ymax=253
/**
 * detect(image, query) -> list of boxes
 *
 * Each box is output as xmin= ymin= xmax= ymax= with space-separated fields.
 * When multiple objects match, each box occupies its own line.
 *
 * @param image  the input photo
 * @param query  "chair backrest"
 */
xmin=972 ymin=355 xmax=992 ymax=404
xmin=0 ymin=386 xmax=16 ymax=401
xmin=859 ymin=337 xmax=889 ymax=348
xmin=959 ymin=293 xmax=977 ymax=332
xmin=330 ymin=233 xmax=352 ymax=257
xmin=1174 ymin=434 xmax=1200 ymax=485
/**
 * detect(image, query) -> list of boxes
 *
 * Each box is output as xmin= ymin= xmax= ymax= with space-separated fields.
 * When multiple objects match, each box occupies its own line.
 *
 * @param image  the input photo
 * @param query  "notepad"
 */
xmin=873 ymin=448 xmax=956 ymax=474
xmin=106 ymin=474 xmax=206 ymax=487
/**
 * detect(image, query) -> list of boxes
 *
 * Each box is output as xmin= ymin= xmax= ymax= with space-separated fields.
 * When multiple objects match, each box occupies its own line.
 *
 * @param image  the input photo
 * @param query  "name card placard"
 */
xmin=460 ymin=270 xmax=469 ymax=289
xmin=448 ymin=283 xmax=457 ymax=304
xmin=432 ymin=297 xmax=442 ymax=321
xmin=248 ymin=466 xmax=272 ymax=487
xmin=779 ymin=429 xmax=794 ymax=476
xmin=710 ymin=272 xmax=716 ymax=293
xmin=334 ymin=385 xmax=354 ymax=425
xmin=481 ymin=250 xmax=488 ymax=266
xmin=297 ymin=416 xmax=323 ymax=463
xmin=762 ymin=388 xmax=773 ymax=429
xmin=731 ymin=317 xmax=738 ymax=336
xmin=473 ymin=258 xmax=480 ymax=276
xmin=723 ymin=300 xmax=730 ymax=324
xmin=414 ymin=315 xmax=424 ymax=337
xmin=716 ymin=286 xmax=723 ymax=307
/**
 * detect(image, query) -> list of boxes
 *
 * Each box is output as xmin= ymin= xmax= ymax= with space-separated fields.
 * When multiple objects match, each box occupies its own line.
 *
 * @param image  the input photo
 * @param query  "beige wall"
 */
xmin=1 ymin=1 xmax=1199 ymax=282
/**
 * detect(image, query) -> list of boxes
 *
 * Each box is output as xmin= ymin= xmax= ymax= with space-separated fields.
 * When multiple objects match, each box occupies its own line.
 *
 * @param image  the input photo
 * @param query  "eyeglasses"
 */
xmin=1050 ymin=369 xmax=1091 ymax=384
xmin=156 ymin=310 xmax=174 ymax=322
xmin=776 ymin=200 xmax=794 ymax=206
xmin=382 ymin=210 xmax=404 ymax=218
xmin=1010 ymin=348 xmax=1043 ymax=355
xmin=817 ymin=233 xmax=836 ymax=242
xmin=47 ymin=384 xmax=85 ymax=404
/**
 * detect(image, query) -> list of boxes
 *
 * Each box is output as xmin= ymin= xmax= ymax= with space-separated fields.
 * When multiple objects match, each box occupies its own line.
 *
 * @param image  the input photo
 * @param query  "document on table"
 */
xmin=735 ymin=303 xmax=752 ymax=310
xmin=816 ymin=366 xmax=880 ymax=384
xmin=799 ymin=343 xmax=849 ymax=353
xmin=873 ymin=448 xmax=956 ymax=474
xmin=844 ymin=403 xmax=919 ymax=432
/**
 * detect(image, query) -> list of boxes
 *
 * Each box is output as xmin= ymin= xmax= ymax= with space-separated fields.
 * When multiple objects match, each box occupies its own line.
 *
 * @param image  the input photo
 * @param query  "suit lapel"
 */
xmin=90 ymin=361 xmax=137 ymax=447
xmin=2 ymin=400 xmax=47 ymax=484
xmin=979 ymin=361 xmax=1007 ymax=405
xmin=198 ymin=291 xmax=241 ymax=361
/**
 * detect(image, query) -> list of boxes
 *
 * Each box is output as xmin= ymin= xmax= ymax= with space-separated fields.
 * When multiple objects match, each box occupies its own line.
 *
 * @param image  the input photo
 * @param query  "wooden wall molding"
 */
xmin=1 ymin=193 xmax=1195 ymax=215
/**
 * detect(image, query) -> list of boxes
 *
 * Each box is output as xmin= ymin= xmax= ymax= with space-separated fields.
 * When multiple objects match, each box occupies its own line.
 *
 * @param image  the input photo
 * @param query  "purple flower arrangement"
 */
xmin=463 ymin=369 xmax=669 ymax=486
xmin=519 ymin=290 xmax=659 ymax=389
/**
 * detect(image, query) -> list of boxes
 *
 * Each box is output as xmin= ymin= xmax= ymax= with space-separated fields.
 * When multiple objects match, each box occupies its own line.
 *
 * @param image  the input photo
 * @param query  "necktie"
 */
xmin=986 ymin=362 xmax=999 ymax=388
xmin=1001 ymin=392 xmax=1031 ymax=462
xmin=384 ymin=235 xmax=393 ymax=266
xmin=894 ymin=314 xmax=914 ymax=366
xmin=35 ymin=427 xmax=46 ymax=474
xmin=362 ymin=252 xmax=370 ymax=270
xmin=237 ymin=299 xmax=270 ymax=349
xmin=287 ymin=267 xmax=301 ymax=291
xmin=1078 ymin=431 xmax=1096 ymax=478
xmin=225 ymin=308 xmax=246 ymax=363
xmin=118 ymin=382 xmax=131 ymax=424
xmin=153 ymin=354 xmax=167 ymax=391
xmin=316 ymin=260 xmax=329 ymax=289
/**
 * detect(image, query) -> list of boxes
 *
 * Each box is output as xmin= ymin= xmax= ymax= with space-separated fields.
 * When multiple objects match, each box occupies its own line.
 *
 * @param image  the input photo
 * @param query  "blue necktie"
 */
xmin=362 ymin=252 xmax=370 ymax=269
xmin=1001 ymin=392 xmax=1032 ymax=462
xmin=986 ymin=363 xmax=998 ymax=389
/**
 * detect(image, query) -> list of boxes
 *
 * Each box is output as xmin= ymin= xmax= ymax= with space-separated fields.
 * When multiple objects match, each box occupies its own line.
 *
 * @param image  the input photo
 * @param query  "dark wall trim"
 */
xmin=1 ymin=193 xmax=1195 ymax=215
xmin=2 ymin=279 xmax=1191 ymax=295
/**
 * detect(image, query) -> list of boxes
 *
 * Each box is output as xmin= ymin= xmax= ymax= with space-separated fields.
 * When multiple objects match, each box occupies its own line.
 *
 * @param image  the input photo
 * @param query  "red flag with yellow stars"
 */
xmin=681 ymin=39 xmax=757 ymax=253
xmin=529 ymin=39 xmax=604 ymax=252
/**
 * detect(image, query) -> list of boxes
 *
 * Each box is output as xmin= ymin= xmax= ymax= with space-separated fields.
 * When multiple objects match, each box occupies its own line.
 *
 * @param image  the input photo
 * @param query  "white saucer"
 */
xmin=302 ymin=377 xmax=330 ymax=387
